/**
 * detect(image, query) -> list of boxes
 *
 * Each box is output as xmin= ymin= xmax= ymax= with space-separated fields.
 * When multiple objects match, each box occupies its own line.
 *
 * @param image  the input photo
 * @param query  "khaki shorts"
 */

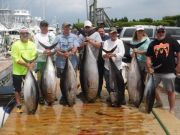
xmin=154 ymin=73 xmax=176 ymax=92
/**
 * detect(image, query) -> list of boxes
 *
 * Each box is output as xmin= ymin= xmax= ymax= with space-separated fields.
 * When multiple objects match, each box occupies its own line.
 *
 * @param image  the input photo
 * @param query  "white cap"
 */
xmin=19 ymin=27 xmax=29 ymax=33
xmin=84 ymin=20 xmax=92 ymax=27
xmin=136 ymin=25 xmax=144 ymax=31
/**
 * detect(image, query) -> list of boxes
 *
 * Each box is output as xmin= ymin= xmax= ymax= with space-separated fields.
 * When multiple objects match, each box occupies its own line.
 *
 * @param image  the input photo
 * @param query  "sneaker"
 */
xmin=16 ymin=105 xmax=23 ymax=113
xmin=39 ymin=97 xmax=45 ymax=105
xmin=169 ymin=110 xmax=175 ymax=115
xmin=153 ymin=101 xmax=163 ymax=108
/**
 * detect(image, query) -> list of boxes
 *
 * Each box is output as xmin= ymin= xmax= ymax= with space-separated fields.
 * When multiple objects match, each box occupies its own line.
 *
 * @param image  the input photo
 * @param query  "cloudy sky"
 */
xmin=2 ymin=0 xmax=180 ymax=25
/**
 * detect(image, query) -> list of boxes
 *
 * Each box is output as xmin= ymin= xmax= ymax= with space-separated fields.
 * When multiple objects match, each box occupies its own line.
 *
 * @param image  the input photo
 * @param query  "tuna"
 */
xmin=38 ymin=42 xmax=57 ymax=105
xmin=103 ymin=46 xmax=125 ymax=107
xmin=139 ymin=74 xmax=155 ymax=113
xmin=61 ymin=58 xmax=77 ymax=106
xmin=175 ymin=74 xmax=180 ymax=93
xmin=40 ymin=56 xmax=56 ymax=105
xmin=127 ymin=53 xmax=144 ymax=107
xmin=109 ymin=58 xmax=125 ymax=107
xmin=22 ymin=55 xmax=39 ymax=114
xmin=23 ymin=70 xmax=39 ymax=114
xmin=80 ymin=45 xmax=99 ymax=102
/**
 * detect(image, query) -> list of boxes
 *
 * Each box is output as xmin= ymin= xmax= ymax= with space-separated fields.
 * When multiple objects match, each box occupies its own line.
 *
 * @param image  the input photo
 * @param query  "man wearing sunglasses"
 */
xmin=11 ymin=27 xmax=37 ymax=113
xmin=146 ymin=25 xmax=180 ymax=114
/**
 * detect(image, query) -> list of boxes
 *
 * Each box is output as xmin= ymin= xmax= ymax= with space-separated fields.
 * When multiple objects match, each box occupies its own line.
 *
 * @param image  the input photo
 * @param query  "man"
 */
xmin=78 ymin=20 xmax=102 ymax=98
xmin=97 ymin=27 xmax=110 ymax=97
xmin=79 ymin=20 xmax=102 ymax=60
xmin=102 ymin=27 xmax=125 ymax=104
xmin=146 ymin=25 xmax=180 ymax=114
xmin=54 ymin=22 xmax=79 ymax=105
xmin=34 ymin=20 xmax=55 ymax=104
xmin=98 ymin=26 xmax=110 ymax=42
xmin=11 ymin=27 xmax=37 ymax=113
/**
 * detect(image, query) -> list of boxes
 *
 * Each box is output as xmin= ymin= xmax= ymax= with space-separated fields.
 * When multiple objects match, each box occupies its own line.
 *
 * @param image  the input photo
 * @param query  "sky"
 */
xmin=1 ymin=0 xmax=180 ymax=25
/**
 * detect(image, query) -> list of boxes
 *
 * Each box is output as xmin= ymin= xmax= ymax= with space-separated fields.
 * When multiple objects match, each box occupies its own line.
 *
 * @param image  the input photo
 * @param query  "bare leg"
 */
xmin=15 ymin=91 xmax=21 ymax=105
xmin=155 ymin=89 xmax=162 ymax=102
xmin=167 ymin=91 xmax=175 ymax=113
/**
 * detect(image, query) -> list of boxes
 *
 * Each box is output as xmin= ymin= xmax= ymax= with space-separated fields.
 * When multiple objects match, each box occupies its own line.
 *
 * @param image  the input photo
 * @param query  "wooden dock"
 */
xmin=0 ymin=60 xmax=180 ymax=134
xmin=0 ymin=99 xmax=166 ymax=135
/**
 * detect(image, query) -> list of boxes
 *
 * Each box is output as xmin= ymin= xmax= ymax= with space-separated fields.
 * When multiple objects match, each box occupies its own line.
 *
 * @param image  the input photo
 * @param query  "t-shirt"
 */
xmin=53 ymin=33 xmax=79 ymax=69
xmin=79 ymin=32 xmax=102 ymax=59
xmin=11 ymin=40 xmax=37 ymax=75
xmin=102 ymin=38 xmax=125 ymax=70
xmin=34 ymin=32 xmax=55 ymax=62
xmin=130 ymin=36 xmax=150 ymax=62
xmin=146 ymin=37 xmax=180 ymax=73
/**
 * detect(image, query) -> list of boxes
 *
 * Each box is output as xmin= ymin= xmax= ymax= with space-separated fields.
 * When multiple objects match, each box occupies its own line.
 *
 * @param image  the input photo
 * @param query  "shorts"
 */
xmin=13 ymin=75 xmax=25 ymax=92
xmin=154 ymin=73 xmax=176 ymax=92
xmin=37 ymin=62 xmax=46 ymax=71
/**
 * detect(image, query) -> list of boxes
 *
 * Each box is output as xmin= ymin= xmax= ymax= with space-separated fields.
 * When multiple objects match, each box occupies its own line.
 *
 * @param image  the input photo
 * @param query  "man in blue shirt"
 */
xmin=54 ymin=22 xmax=79 ymax=105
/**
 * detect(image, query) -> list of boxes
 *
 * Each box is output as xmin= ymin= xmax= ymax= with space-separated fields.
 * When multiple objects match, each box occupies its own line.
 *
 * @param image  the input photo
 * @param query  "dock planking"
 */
xmin=0 ymin=98 xmax=165 ymax=135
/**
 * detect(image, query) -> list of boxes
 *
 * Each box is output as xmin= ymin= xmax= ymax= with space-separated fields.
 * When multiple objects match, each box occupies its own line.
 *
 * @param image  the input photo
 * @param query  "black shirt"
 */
xmin=146 ymin=37 xmax=180 ymax=73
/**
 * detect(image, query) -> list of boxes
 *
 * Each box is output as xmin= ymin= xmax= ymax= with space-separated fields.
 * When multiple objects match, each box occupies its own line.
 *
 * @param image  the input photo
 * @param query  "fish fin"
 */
xmin=38 ymin=41 xmax=58 ymax=50
xmin=102 ymin=45 xmax=117 ymax=53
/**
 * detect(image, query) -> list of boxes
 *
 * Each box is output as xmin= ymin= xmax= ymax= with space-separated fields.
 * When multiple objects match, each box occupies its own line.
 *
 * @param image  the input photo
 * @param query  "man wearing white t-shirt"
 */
xmin=102 ymin=27 xmax=125 ymax=99
xmin=34 ymin=20 xmax=55 ymax=104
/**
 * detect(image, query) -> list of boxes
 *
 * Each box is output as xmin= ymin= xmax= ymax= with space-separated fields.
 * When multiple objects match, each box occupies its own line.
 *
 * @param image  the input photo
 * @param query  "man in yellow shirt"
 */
xmin=11 ymin=27 xmax=37 ymax=113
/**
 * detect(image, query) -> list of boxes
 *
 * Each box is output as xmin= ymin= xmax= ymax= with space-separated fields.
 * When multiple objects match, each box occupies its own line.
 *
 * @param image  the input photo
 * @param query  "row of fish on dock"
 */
xmin=22 ymin=36 xmax=156 ymax=115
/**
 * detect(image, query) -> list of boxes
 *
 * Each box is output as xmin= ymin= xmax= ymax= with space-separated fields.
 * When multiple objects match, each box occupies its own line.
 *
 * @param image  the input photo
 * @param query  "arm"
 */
xmin=86 ymin=37 xmax=101 ymax=48
xmin=85 ymin=32 xmax=102 ymax=48
xmin=146 ymin=56 xmax=154 ymax=73
xmin=102 ymin=41 xmax=110 ymax=59
xmin=115 ymin=40 xmax=125 ymax=59
xmin=176 ymin=52 xmax=180 ymax=73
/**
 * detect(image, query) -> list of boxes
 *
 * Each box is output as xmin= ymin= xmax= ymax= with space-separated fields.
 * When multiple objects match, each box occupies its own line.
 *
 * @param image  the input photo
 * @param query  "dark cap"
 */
xmin=62 ymin=22 xmax=71 ymax=28
xmin=109 ymin=27 xmax=117 ymax=33
xmin=40 ymin=20 xmax=49 ymax=27
xmin=156 ymin=25 xmax=165 ymax=31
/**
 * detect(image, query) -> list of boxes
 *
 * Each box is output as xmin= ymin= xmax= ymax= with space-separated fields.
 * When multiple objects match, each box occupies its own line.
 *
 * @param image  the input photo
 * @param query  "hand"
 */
xmin=43 ymin=49 xmax=51 ymax=56
xmin=63 ymin=52 xmax=71 ymax=58
xmin=26 ymin=63 xmax=34 ymax=70
xmin=109 ymin=53 xmax=116 ymax=57
xmin=133 ymin=48 xmax=138 ymax=53
xmin=103 ymin=53 xmax=110 ymax=59
xmin=147 ymin=67 xmax=154 ymax=74
xmin=85 ymin=37 xmax=91 ymax=42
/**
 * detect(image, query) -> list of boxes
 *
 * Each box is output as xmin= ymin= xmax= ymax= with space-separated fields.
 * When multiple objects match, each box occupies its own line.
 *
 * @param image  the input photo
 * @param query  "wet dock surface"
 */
xmin=0 ymin=57 xmax=180 ymax=134
xmin=0 ymin=98 xmax=165 ymax=135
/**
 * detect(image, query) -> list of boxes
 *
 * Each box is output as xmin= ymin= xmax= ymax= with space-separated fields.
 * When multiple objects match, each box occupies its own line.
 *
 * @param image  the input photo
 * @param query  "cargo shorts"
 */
xmin=153 ymin=73 xmax=176 ymax=92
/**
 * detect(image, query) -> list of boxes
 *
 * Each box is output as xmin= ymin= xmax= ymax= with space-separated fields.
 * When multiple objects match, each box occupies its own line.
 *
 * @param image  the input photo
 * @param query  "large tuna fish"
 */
xmin=39 ymin=42 xmax=57 ymax=105
xmin=103 ymin=46 xmax=125 ymax=107
xmin=127 ymin=53 xmax=144 ymax=107
xmin=139 ymin=74 xmax=155 ymax=113
xmin=175 ymin=74 xmax=180 ymax=93
xmin=61 ymin=58 xmax=77 ymax=106
xmin=22 ymin=55 xmax=39 ymax=114
xmin=80 ymin=45 xmax=99 ymax=102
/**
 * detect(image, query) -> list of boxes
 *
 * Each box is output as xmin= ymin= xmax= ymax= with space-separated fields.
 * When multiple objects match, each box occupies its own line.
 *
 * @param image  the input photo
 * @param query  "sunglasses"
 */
xmin=157 ymin=30 xmax=165 ymax=33
xmin=20 ymin=32 xmax=29 ymax=35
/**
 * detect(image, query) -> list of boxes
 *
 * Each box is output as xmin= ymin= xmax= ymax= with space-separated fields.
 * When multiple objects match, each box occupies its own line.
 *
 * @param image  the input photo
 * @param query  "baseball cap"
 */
xmin=84 ymin=20 xmax=92 ymax=27
xmin=62 ymin=22 xmax=71 ymax=28
xmin=19 ymin=27 xmax=29 ymax=33
xmin=109 ymin=27 xmax=117 ymax=33
xmin=40 ymin=20 xmax=49 ymax=27
xmin=156 ymin=25 xmax=165 ymax=31
xmin=136 ymin=25 xmax=144 ymax=31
